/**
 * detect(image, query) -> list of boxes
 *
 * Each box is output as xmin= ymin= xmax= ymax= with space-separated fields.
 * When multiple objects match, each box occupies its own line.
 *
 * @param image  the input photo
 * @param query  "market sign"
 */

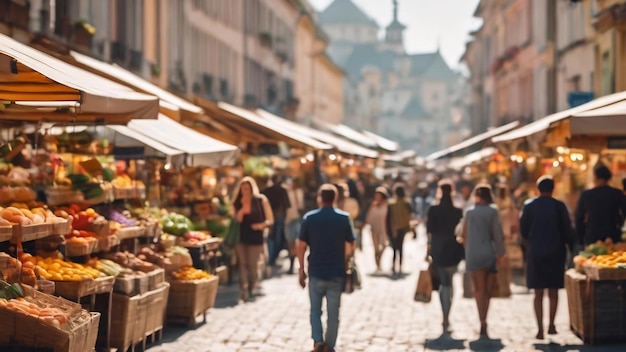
xmin=568 ymin=91 xmax=594 ymax=108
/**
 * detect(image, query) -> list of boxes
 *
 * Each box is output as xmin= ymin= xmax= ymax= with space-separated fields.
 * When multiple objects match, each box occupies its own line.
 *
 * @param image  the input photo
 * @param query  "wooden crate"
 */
xmin=147 ymin=268 xmax=165 ymax=291
xmin=585 ymin=265 xmax=626 ymax=281
xmin=0 ymin=226 xmax=13 ymax=242
xmin=0 ymin=305 xmax=99 ymax=352
xmin=113 ymin=275 xmax=137 ymax=296
xmin=110 ymin=283 xmax=170 ymax=352
xmin=566 ymin=269 xmax=626 ymax=344
xmin=94 ymin=276 xmax=115 ymax=294
xmin=50 ymin=220 xmax=71 ymax=236
xmin=21 ymin=224 xmax=52 ymax=242
xmin=166 ymin=276 xmax=218 ymax=324
xmin=117 ymin=226 xmax=146 ymax=240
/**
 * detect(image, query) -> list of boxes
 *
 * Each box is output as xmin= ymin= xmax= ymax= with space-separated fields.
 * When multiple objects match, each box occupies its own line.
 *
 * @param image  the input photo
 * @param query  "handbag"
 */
xmin=223 ymin=218 xmax=241 ymax=247
xmin=414 ymin=263 xmax=433 ymax=302
xmin=343 ymin=257 xmax=362 ymax=294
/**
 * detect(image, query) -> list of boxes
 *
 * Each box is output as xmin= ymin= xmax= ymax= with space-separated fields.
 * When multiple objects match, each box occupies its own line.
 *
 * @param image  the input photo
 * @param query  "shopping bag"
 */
xmin=344 ymin=257 xmax=362 ymax=294
xmin=223 ymin=219 xmax=241 ymax=247
xmin=491 ymin=268 xmax=511 ymax=298
xmin=414 ymin=265 xmax=433 ymax=302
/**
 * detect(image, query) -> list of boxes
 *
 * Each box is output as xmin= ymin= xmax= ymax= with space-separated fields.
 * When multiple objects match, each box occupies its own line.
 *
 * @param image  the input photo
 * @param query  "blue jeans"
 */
xmin=309 ymin=276 xmax=343 ymax=348
xmin=268 ymin=213 xmax=286 ymax=265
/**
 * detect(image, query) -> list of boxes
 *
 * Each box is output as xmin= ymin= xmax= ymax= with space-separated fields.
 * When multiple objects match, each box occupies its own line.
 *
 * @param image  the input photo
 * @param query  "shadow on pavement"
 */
xmin=534 ymin=343 xmax=626 ymax=352
xmin=213 ymin=283 xmax=241 ymax=308
xmin=425 ymin=334 xmax=465 ymax=350
xmin=468 ymin=337 xmax=504 ymax=351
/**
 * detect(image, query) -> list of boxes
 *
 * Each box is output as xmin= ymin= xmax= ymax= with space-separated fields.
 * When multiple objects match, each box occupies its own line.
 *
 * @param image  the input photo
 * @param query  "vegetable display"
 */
xmin=161 ymin=213 xmax=194 ymax=237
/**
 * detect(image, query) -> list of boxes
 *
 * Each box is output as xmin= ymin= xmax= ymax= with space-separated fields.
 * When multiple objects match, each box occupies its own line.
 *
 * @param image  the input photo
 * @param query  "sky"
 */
xmin=308 ymin=0 xmax=481 ymax=68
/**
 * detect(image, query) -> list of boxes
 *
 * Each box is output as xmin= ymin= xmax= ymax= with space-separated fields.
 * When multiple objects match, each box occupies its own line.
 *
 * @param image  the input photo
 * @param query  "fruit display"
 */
xmin=55 ymin=206 xmax=105 ymax=231
xmin=0 ymin=187 xmax=36 ymax=204
xmin=171 ymin=267 xmax=212 ymax=281
xmin=0 ymin=295 xmax=72 ymax=329
xmin=111 ymin=175 xmax=133 ymax=188
xmin=574 ymin=239 xmax=626 ymax=270
xmin=34 ymin=256 xmax=103 ymax=281
xmin=161 ymin=213 xmax=194 ymax=237
xmin=68 ymin=173 xmax=104 ymax=200
xmin=88 ymin=258 xmax=130 ymax=278
xmin=104 ymin=251 xmax=158 ymax=273
xmin=183 ymin=231 xmax=210 ymax=243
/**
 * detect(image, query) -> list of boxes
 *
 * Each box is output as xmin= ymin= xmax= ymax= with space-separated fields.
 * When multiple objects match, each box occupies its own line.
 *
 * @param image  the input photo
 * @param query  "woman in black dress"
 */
xmin=427 ymin=182 xmax=464 ymax=332
xmin=520 ymin=176 xmax=574 ymax=339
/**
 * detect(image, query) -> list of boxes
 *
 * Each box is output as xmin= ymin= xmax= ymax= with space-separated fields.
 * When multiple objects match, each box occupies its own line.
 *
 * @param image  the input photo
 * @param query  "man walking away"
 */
xmin=575 ymin=166 xmax=626 ymax=246
xmin=264 ymin=174 xmax=291 ymax=269
xmin=297 ymin=184 xmax=356 ymax=352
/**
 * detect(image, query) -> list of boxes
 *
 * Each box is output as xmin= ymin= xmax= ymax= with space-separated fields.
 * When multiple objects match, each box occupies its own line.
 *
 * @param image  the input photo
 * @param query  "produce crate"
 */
xmin=0 ymin=304 xmax=99 ymax=352
xmin=65 ymin=240 xmax=97 ymax=257
xmin=0 ymin=226 xmax=12 ymax=242
xmin=179 ymin=237 xmax=221 ymax=270
xmin=113 ymin=186 xmax=140 ymax=200
xmin=89 ymin=220 xmax=110 ymax=237
xmin=94 ymin=276 xmax=115 ymax=294
xmin=110 ymin=283 xmax=170 ymax=352
xmin=95 ymin=235 xmax=119 ymax=252
xmin=45 ymin=188 xmax=84 ymax=207
xmin=50 ymin=220 xmax=71 ymax=236
xmin=113 ymin=275 xmax=137 ymax=296
xmin=117 ymin=226 xmax=146 ymax=240
xmin=166 ymin=276 xmax=218 ymax=325
xmin=147 ymin=268 xmax=165 ymax=291
xmin=135 ymin=273 xmax=150 ymax=295
xmin=584 ymin=265 xmax=626 ymax=281
xmin=54 ymin=279 xmax=96 ymax=301
xmin=21 ymin=224 xmax=52 ymax=242
xmin=566 ymin=269 xmax=626 ymax=344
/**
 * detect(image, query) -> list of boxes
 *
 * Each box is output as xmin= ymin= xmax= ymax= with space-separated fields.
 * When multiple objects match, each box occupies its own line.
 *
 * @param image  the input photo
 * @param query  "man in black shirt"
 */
xmin=263 ymin=174 xmax=291 ymax=267
xmin=575 ymin=166 xmax=626 ymax=245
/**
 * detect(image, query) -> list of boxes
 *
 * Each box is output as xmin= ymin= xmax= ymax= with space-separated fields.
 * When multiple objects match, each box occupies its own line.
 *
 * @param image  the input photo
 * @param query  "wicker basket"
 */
xmin=89 ymin=220 xmax=110 ymax=237
xmin=65 ymin=239 xmax=97 ymax=257
xmin=584 ymin=265 xmax=626 ymax=281
xmin=95 ymin=235 xmax=119 ymax=252
xmin=54 ymin=279 xmax=96 ymax=301
xmin=166 ymin=276 xmax=219 ymax=322
xmin=144 ymin=282 xmax=169 ymax=335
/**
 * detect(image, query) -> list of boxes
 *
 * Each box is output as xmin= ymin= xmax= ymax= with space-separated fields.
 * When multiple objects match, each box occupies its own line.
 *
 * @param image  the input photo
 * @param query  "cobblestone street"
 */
xmin=149 ymin=227 xmax=626 ymax=352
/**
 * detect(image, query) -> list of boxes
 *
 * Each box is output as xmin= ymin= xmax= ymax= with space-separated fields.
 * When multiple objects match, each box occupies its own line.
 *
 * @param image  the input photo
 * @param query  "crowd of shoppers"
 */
xmin=224 ymin=164 xmax=626 ymax=351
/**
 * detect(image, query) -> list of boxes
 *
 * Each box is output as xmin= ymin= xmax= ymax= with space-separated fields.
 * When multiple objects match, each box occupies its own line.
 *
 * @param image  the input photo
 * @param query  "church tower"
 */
xmin=384 ymin=0 xmax=406 ymax=53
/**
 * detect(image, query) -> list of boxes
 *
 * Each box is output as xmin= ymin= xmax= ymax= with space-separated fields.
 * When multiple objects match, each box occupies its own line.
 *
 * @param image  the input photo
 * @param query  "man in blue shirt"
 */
xmin=297 ymin=184 xmax=356 ymax=352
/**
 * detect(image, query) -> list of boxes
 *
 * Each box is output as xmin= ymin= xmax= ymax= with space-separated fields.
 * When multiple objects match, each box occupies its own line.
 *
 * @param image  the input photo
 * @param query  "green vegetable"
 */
xmin=161 ymin=213 xmax=194 ymax=237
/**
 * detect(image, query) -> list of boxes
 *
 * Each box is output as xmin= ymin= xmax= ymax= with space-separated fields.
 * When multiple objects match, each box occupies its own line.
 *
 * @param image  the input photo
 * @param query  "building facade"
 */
xmin=0 ymin=0 xmax=343 ymax=123
xmin=318 ymin=0 xmax=469 ymax=155
xmin=465 ymin=0 xmax=560 ymax=132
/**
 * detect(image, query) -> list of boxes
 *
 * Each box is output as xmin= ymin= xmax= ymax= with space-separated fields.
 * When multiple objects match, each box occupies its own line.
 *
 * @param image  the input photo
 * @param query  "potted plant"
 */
xmin=73 ymin=20 xmax=95 ymax=47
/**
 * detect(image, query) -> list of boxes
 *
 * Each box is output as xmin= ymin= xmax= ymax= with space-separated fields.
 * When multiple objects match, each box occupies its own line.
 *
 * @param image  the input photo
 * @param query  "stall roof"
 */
xmin=362 ymin=130 xmax=400 ymax=152
xmin=256 ymin=109 xmax=379 ymax=159
xmin=107 ymin=125 xmax=184 ymax=157
xmin=127 ymin=114 xmax=239 ymax=167
xmin=70 ymin=51 xmax=204 ymax=115
xmin=217 ymin=102 xmax=333 ymax=151
xmin=426 ymin=121 xmax=518 ymax=161
xmin=313 ymin=119 xmax=379 ymax=149
xmin=492 ymin=91 xmax=626 ymax=143
xmin=448 ymin=147 xmax=497 ymax=170
xmin=0 ymin=34 xmax=158 ymax=123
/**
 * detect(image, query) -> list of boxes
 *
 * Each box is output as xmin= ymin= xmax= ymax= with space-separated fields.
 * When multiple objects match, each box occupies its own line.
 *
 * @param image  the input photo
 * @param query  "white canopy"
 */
xmin=493 ymin=91 xmax=626 ymax=143
xmin=313 ymin=119 xmax=379 ymax=149
xmin=362 ymin=130 xmax=400 ymax=152
xmin=255 ymin=109 xmax=379 ymax=159
xmin=448 ymin=147 xmax=497 ymax=170
xmin=126 ymin=114 xmax=239 ymax=167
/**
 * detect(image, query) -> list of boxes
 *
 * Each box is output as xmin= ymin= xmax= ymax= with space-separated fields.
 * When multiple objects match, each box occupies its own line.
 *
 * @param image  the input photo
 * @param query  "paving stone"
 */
xmin=148 ymin=226 xmax=626 ymax=351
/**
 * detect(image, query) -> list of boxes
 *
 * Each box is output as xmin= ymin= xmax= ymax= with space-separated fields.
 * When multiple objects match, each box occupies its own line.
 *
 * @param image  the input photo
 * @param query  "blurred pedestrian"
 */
xmin=575 ymin=165 xmax=626 ymax=245
xmin=386 ymin=184 xmax=413 ymax=275
xmin=427 ymin=181 xmax=464 ymax=332
xmin=365 ymin=187 xmax=389 ymax=272
xmin=232 ymin=177 xmax=274 ymax=301
xmin=285 ymin=177 xmax=304 ymax=274
xmin=520 ymin=176 xmax=574 ymax=339
xmin=297 ymin=184 xmax=356 ymax=352
xmin=458 ymin=185 xmax=506 ymax=337
xmin=263 ymin=174 xmax=291 ymax=269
